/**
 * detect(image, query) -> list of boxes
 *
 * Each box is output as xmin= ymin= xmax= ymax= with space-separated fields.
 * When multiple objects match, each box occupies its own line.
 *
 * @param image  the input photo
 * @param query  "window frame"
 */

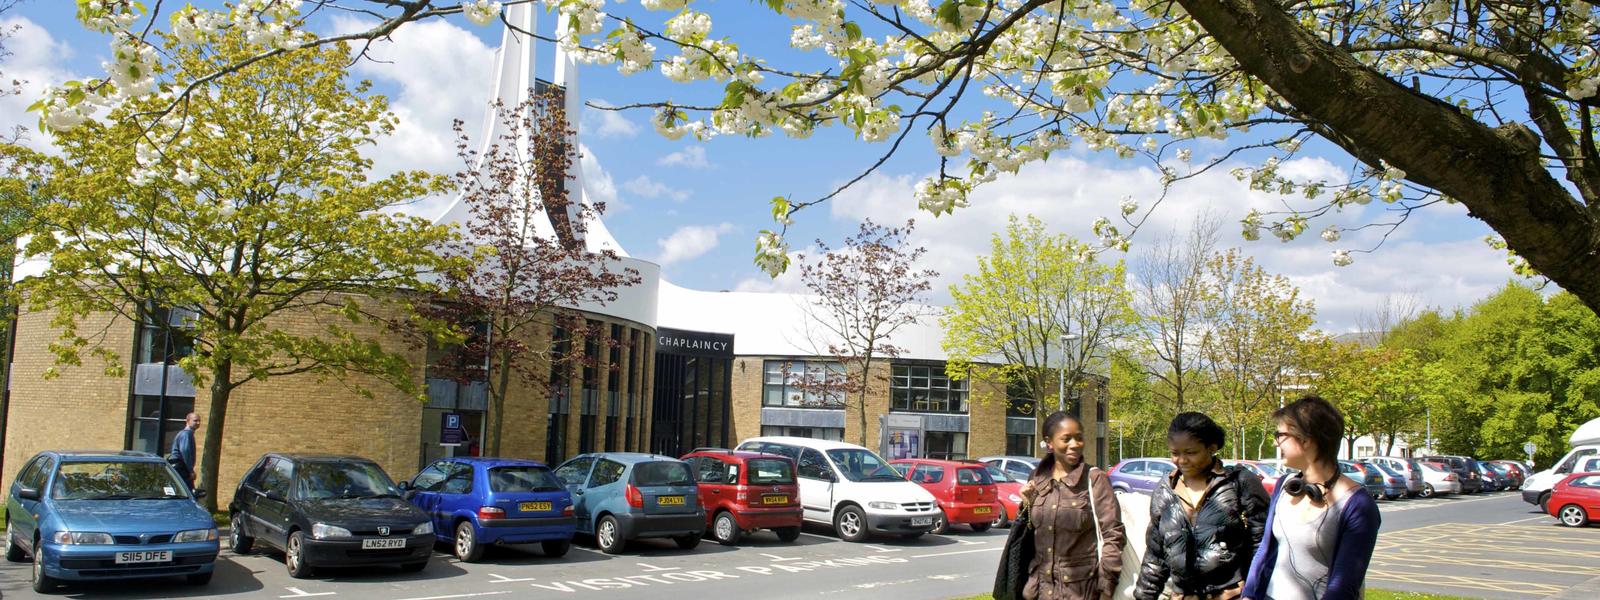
xmin=761 ymin=360 xmax=847 ymax=408
xmin=890 ymin=363 xmax=969 ymax=414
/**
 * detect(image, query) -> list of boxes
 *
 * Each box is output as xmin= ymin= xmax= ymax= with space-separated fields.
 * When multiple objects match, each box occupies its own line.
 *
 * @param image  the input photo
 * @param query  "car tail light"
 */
xmin=1445 ymin=474 xmax=1456 ymax=481
xmin=735 ymin=489 xmax=748 ymax=503
xmin=478 ymin=506 xmax=505 ymax=520
xmin=562 ymin=504 xmax=575 ymax=517
xmin=626 ymin=484 xmax=644 ymax=509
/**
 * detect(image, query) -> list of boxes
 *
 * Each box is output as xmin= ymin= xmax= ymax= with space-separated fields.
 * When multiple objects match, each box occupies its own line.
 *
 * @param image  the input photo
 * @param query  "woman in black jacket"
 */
xmin=1134 ymin=412 xmax=1270 ymax=600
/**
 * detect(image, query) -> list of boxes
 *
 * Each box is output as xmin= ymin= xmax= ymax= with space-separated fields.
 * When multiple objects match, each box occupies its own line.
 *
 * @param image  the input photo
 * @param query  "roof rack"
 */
xmin=688 ymin=447 xmax=735 ymax=455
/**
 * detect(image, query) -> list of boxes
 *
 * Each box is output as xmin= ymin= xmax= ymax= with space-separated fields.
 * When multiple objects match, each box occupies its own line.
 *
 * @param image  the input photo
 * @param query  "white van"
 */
xmin=736 ymin=436 xmax=939 ymax=542
xmin=1521 ymin=444 xmax=1600 ymax=509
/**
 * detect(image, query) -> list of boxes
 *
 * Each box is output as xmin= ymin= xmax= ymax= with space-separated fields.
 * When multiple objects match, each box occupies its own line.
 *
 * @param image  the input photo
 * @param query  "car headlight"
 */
xmin=311 ymin=523 xmax=352 ymax=540
xmin=1008 ymin=494 xmax=1022 ymax=504
xmin=413 ymin=521 xmax=433 ymax=536
xmin=52 ymin=531 xmax=113 ymax=545
xmin=867 ymin=501 xmax=898 ymax=511
xmin=174 ymin=528 xmax=218 ymax=543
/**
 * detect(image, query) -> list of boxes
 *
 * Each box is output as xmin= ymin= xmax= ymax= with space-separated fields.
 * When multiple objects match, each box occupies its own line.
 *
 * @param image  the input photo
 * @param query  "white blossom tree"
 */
xmin=35 ymin=0 xmax=1600 ymax=312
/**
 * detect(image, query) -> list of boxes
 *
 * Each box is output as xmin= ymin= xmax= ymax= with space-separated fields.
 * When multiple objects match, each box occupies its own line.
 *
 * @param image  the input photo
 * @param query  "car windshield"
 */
xmin=632 ymin=461 xmax=693 ymax=487
xmin=825 ymin=449 xmax=903 ymax=482
xmin=1423 ymin=463 xmax=1448 ymax=472
xmin=1255 ymin=463 xmax=1283 ymax=478
xmin=957 ymin=467 xmax=993 ymax=485
xmin=985 ymin=465 xmax=1014 ymax=483
xmin=296 ymin=461 xmax=400 ymax=500
xmin=489 ymin=466 xmax=563 ymax=493
xmin=747 ymin=458 xmax=795 ymax=485
xmin=52 ymin=461 xmax=188 ymax=500
xmin=1372 ymin=463 xmax=1401 ymax=477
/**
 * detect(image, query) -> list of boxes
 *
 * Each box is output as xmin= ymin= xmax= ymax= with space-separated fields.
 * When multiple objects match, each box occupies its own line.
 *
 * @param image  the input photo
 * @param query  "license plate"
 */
xmin=762 ymin=495 xmax=789 ymax=505
xmin=974 ymin=506 xmax=992 ymax=515
xmin=361 ymin=538 xmax=407 ymax=550
xmin=657 ymin=495 xmax=685 ymax=506
xmin=520 ymin=501 xmax=553 ymax=512
xmin=114 ymin=550 xmax=171 ymax=564
xmin=910 ymin=517 xmax=933 ymax=527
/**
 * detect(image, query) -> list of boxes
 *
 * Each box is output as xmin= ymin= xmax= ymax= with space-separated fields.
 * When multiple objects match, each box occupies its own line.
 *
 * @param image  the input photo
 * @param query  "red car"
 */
xmin=1547 ymin=472 xmax=1600 ymax=527
xmin=680 ymin=449 xmax=803 ymax=545
xmin=891 ymin=459 xmax=999 ymax=534
xmin=1491 ymin=460 xmax=1528 ymax=489
xmin=983 ymin=463 xmax=1025 ymax=528
xmin=1229 ymin=460 xmax=1280 ymax=496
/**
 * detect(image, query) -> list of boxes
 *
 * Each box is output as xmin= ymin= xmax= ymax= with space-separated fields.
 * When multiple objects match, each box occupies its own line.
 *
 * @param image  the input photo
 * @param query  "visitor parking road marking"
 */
xmin=280 ymin=587 xmax=336 ymax=598
xmin=761 ymin=552 xmax=801 ymax=561
xmin=910 ymin=547 xmax=1002 ymax=559
xmin=863 ymin=544 xmax=901 ymax=553
xmin=392 ymin=592 xmax=512 ymax=600
xmin=1368 ymin=523 xmax=1600 ymax=597
xmin=488 ymin=573 xmax=539 ymax=583
xmin=636 ymin=562 xmax=679 ymax=572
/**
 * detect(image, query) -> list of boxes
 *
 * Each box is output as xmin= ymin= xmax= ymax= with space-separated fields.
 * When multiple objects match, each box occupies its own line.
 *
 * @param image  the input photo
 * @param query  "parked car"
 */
xmin=1107 ymin=458 xmax=1176 ymax=494
xmin=737 ymin=437 xmax=938 ymax=542
xmin=891 ymin=459 xmax=999 ymax=534
xmin=400 ymin=457 xmax=576 ymax=562
xmin=1364 ymin=457 xmax=1426 ymax=497
xmin=4 ymin=450 xmax=219 ymax=592
xmin=553 ymin=453 xmax=704 ymax=554
xmin=229 ymin=454 xmax=432 ymax=578
xmin=1475 ymin=461 xmax=1508 ymax=492
xmin=1227 ymin=460 xmax=1282 ymax=496
xmin=1339 ymin=461 xmax=1384 ymax=499
xmin=978 ymin=456 xmax=1041 ymax=482
xmin=1523 ymin=446 xmax=1600 ymax=511
xmin=1417 ymin=462 xmax=1461 ymax=498
xmin=983 ymin=464 xmax=1024 ymax=528
xmin=1421 ymin=455 xmax=1483 ymax=494
xmin=1491 ymin=460 xmax=1528 ymax=489
xmin=679 ymin=449 xmax=802 ymax=545
xmin=1547 ymin=473 xmax=1600 ymax=527
xmin=1360 ymin=460 xmax=1409 ymax=500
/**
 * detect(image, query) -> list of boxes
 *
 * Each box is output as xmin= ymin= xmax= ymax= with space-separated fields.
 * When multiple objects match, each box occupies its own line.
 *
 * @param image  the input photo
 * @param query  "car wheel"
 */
xmin=774 ymin=526 xmax=801 ymax=543
xmin=5 ymin=520 xmax=26 ymax=562
xmin=541 ymin=539 xmax=571 ymax=557
xmin=455 ymin=521 xmax=485 ymax=563
xmin=1420 ymin=483 xmax=1435 ymax=499
xmin=1539 ymin=492 xmax=1552 ymax=513
xmin=931 ymin=512 xmax=949 ymax=535
xmin=31 ymin=536 xmax=58 ymax=593
xmin=400 ymin=561 xmax=428 ymax=573
xmin=992 ymin=508 xmax=1010 ymax=529
xmin=230 ymin=513 xmax=254 ymax=555
xmin=833 ymin=505 xmax=869 ymax=543
xmin=596 ymin=516 xmax=625 ymax=555
xmin=186 ymin=571 xmax=213 ymax=586
xmin=673 ymin=534 xmax=701 ymax=550
xmin=285 ymin=531 xmax=315 ymax=579
xmin=971 ymin=522 xmax=992 ymax=533
xmin=713 ymin=512 xmax=742 ymax=546
xmin=1559 ymin=505 xmax=1589 ymax=527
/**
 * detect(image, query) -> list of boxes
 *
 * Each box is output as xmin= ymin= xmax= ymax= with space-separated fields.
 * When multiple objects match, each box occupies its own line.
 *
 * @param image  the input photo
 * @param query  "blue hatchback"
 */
xmin=553 ymin=453 xmax=704 ymax=554
xmin=400 ymin=457 xmax=577 ymax=562
xmin=4 ymin=450 xmax=220 ymax=593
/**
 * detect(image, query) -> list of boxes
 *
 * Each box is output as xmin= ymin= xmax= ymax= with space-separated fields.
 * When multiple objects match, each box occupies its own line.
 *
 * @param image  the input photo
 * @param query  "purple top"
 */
xmin=1242 ymin=475 xmax=1381 ymax=600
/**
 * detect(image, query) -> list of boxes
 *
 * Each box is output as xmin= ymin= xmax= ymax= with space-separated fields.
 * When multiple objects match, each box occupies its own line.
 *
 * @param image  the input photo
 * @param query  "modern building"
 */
xmin=0 ymin=6 xmax=1104 ymax=502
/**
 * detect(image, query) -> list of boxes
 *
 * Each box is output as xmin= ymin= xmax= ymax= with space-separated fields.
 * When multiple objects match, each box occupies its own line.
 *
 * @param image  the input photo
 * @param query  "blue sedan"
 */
xmin=401 ymin=457 xmax=577 ymax=562
xmin=4 ymin=450 xmax=220 ymax=592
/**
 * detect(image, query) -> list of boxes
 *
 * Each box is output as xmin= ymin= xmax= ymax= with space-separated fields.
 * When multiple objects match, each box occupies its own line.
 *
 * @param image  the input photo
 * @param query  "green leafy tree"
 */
xmin=19 ymin=30 xmax=457 ymax=510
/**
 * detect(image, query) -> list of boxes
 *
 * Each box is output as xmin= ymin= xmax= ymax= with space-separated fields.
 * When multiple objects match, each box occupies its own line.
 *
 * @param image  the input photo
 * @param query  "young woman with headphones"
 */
xmin=1241 ymin=396 xmax=1381 ymax=600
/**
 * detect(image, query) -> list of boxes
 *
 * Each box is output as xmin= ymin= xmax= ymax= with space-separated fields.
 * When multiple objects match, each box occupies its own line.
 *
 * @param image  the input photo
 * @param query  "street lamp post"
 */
xmin=1057 ymin=333 xmax=1080 ymax=412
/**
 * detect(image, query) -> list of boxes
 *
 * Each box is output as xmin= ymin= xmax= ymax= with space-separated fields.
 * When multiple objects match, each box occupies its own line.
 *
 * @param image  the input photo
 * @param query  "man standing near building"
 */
xmin=169 ymin=412 xmax=200 ymax=492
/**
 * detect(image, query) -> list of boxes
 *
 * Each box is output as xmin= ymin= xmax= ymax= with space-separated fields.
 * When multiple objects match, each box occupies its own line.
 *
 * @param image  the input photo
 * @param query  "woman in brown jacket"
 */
xmin=1016 ymin=411 xmax=1126 ymax=600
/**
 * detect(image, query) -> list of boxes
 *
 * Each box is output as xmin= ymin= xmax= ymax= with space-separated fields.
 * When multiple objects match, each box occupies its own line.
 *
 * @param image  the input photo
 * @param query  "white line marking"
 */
xmin=1498 ymin=515 xmax=1550 ymax=525
xmin=636 ymin=562 xmax=680 ymax=572
xmin=798 ymin=532 xmax=835 ymax=542
xmin=393 ymin=593 xmax=513 ymax=600
xmin=279 ymin=588 xmax=336 ymax=598
xmin=488 ymin=574 xmax=538 ymax=583
xmin=761 ymin=553 xmax=801 ymax=561
xmin=955 ymin=538 xmax=985 ymax=546
xmin=910 ymin=547 xmax=1003 ymax=559
xmin=864 ymin=545 xmax=902 ymax=553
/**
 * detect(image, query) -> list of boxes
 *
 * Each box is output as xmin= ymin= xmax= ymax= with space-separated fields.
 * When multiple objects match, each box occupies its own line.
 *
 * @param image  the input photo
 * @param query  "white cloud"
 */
xmin=823 ymin=156 xmax=1513 ymax=332
xmin=656 ymin=222 xmax=736 ymax=266
xmin=622 ymin=175 xmax=690 ymax=202
xmin=582 ymin=100 xmax=639 ymax=139
xmin=0 ymin=18 xmax=80 ymax=152
xmin=579 ymin=143 xmax=626 ymax=214
xmin=658 ymin=145 xmax=712 ymax=169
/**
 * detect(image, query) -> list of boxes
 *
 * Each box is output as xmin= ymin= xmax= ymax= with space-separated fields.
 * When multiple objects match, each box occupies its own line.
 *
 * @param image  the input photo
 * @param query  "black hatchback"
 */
xmin=228 ymin=454 xmax=433 ymax=578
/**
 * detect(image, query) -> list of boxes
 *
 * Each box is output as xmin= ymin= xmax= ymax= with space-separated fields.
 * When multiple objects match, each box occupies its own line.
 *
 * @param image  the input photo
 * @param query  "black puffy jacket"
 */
xmin=1133 ymin=463 xmax=1269 ymax=600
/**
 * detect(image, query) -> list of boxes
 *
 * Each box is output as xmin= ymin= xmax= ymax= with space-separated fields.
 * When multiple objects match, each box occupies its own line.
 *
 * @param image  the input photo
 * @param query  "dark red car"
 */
xmin=680 ymin=449 xmax=803 ymax=545
xmin=984 ymin=463 xmax=1024 ymax=528
xmin=1547 ymin=472 xmax=1600 ymax=527
xmin=891 ymin=459 xmax=998 ymax=534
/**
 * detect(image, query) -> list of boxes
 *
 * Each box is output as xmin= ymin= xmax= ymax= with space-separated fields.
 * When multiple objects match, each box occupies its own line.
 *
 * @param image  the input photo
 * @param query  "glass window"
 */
xmin=1005 ymin=434 xmax=1036 ymax=458
xmin=260 ymin=458 xmax=293 ymax=497
xmin=747 ymin=458 xmax=794 ymax=485
xmin=925 ymin=431 xmax=968 ymax=460
xmin=912 ymin=465 xmax=945 ymax=484
xmin=1573 ymin=475 xmax=1600 ymax=488
xmin=690 ymin=457 xmax=727 ymax=484
xmin=440 ymin=462 xmax=474 ymax=495
xmin=761 ymin=360 xmax=846 ymax=408
xmin=52 ymin=460 xmax=188 ymax=500
xmin=412 ymin=463 xmax=449 ymax=492
xmin=890 ymin=364 xmax=968 ymax=413
xmin=825 ymin=449 xmax=903 ymax=482
xmin=590 ymin=460 xmax=626 ymax=487
xmin=798 ymin=449 xmax=832 ymax=480
xmin=128 ymin=395 xmax=195 ymax=457
xmin=488 ymin=467 xmax=562 ymax=492
xmin=579 ymin=414 xmax=596 ymax=455
xmin=1004 ymin=460 xmax=1033 ymax=480
xmin=985 ymin=464 xmax=1014 ymax=483
xmin=632 ymin=461 xmax=692 ymax=487
xmin=1149 ymin=461 xmax=1176 ymax=477
xmin=16 ymin=457 xmax=43 ymax=490
xmin=957 ymin=467 xmax=991 ymax=485
xmin=760 ymin=425 xmax=844 ymax=441
xmin=295 ymin=461 xmax=399 ymax=500
xmin=555 ymin=457 xmax=595 ymax=486
xmin=1118 ymin=461 xmax=1145 ymax=476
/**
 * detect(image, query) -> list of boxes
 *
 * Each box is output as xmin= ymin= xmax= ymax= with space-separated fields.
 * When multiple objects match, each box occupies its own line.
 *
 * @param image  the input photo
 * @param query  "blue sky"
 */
xmin=0 ymin=2 xmax=1525 ymax=331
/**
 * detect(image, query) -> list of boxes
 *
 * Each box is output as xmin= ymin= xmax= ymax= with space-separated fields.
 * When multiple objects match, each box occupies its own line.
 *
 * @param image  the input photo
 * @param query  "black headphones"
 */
xmin=1282 ymin=471 xmax=1340 ymax=503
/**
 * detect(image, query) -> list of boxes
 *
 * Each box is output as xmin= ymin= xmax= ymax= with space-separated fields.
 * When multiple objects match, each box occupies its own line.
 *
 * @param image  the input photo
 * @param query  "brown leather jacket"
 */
xmin=1021 ymin=456 xmax=1125 ymax=600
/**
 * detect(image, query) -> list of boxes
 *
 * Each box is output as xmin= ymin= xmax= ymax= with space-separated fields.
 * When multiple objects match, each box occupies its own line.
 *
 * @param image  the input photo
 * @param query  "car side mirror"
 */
xmin=396 ymin=481 xmax=411 ymax=491
xmin=16 ymin=487 xmax=39 ymax=501
xmin=193 ymin=489 xmax=208 ymax=500
xmin=264 ymin=489 xmax=285 ymax=502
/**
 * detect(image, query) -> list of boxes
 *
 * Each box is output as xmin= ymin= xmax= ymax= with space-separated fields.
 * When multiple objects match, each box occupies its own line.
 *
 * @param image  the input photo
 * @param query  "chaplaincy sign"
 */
xmin=656 ymin=328 xmax=734 ymax=358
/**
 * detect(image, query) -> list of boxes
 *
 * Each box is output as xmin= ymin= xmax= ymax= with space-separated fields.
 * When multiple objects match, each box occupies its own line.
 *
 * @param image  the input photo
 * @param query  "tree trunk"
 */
xmin=199 ymin=360 xmax=233 ymax=513
xmin=1175 ymin=0 xmax=1600 ymax=312
xmin=491 ymin=346 xmax=513 ymax=457
xmin=858 ymin=354 xmax=872 ymax=449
